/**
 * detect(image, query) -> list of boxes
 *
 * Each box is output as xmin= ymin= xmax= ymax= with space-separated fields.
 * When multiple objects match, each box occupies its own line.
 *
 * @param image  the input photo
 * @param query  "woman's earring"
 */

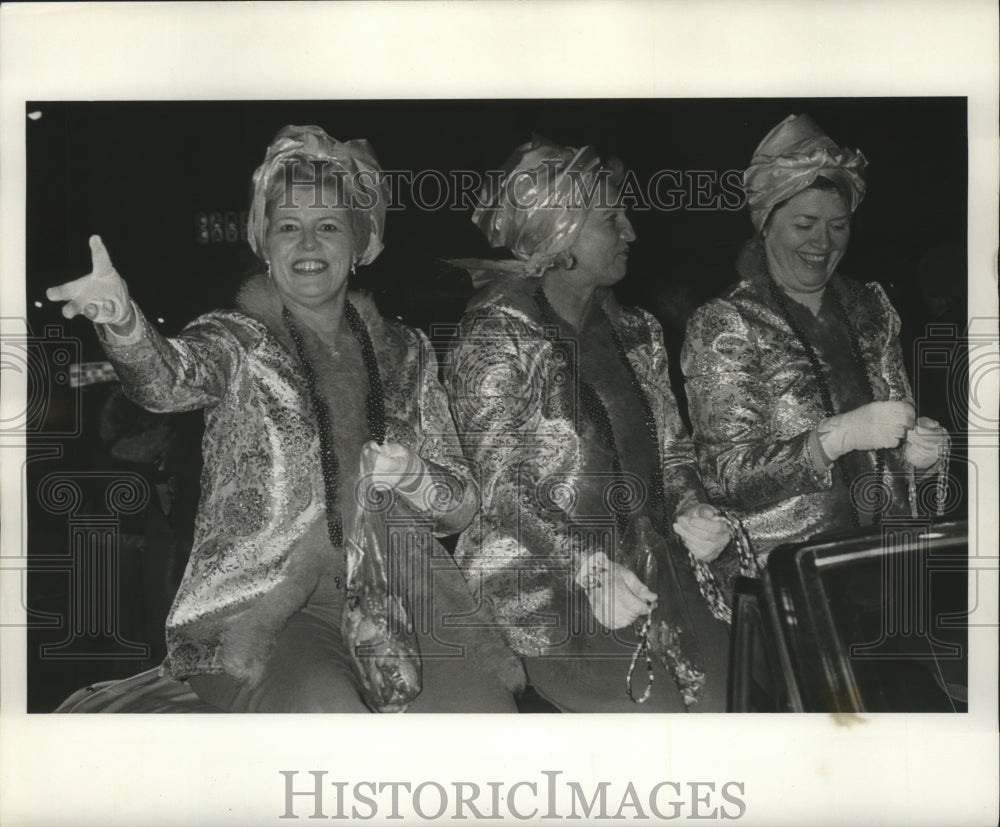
xmin=265 ymin=260 xmax=272 ymax=279
xmin=351 ymin=262 xmax=357 ymax=276
xmin=561 ymin=251 xmax=577 ymax=271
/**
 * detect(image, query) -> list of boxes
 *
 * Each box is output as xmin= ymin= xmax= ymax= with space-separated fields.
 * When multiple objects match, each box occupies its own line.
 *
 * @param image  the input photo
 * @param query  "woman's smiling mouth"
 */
xmin=291 ymin=259 xmax=329 ymax=275
xmin=798 ymin=252 xmax=826 ymax=267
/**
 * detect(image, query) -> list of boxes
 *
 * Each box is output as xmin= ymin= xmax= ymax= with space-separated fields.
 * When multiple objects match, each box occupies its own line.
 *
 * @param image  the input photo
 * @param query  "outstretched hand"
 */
xmin=46 ymin=235 xmax=134 ymax=328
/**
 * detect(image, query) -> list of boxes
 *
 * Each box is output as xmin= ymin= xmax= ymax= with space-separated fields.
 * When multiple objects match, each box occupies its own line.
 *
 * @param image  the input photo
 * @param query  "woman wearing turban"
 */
xmin=681 ymin=115 xmax=950 ymax=605
xmin=48 ymin=125 xmax=521 ymax=712
xmin=446 ymin=137 xmax=733 ymax=712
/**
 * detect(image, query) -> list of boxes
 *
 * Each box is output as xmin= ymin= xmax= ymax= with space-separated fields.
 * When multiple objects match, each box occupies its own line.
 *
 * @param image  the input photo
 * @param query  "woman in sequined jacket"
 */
xmin=681 ymin=115 xmax=950 ymax=600
xmin=446 ymin=138 xmax=733 ymax=712
xmin=47 ymin=125 xmax=522 ymax=712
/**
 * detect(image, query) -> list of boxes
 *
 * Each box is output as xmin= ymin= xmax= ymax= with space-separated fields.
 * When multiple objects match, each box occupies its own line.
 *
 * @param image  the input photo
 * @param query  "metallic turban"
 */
xmin=247 ymin=124 xmax=388 ymax=266
xmin=451 ymin=137 xmax=615 ymax=287
xmin=743 ymin=114 xmax=868 ymax=232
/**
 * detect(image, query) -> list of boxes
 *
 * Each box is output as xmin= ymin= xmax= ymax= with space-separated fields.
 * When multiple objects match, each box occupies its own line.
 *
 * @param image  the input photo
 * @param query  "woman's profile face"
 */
xmin=567 ymin=204 xmax=636 ymax=289
xmin=265 ymin=178 xmax=356 ymax=312
xmin=763 ymin=187 xmax=850 ymax=294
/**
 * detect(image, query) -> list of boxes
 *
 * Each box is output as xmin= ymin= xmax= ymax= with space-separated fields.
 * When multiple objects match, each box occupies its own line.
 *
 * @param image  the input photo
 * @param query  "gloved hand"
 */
xmin=904 ymin=417 xmax=949 ymax=469
xmin=674 ymin=503 xmax=731 ymax=562
xmin=365 ymin=441 xmax=428 ymax=493
xmin=575 ymin=550 xmax=657 ymax=630
xmin=46 ymin=235 xmax=135 ymax=331
xmin=817 ymin=401 xmax=915 ymax=461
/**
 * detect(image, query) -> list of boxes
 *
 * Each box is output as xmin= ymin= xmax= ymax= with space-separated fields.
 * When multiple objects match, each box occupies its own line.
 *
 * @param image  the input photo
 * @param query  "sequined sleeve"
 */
xmin=864 ymin=282 xmax=950 ymax=483
xmin=634 ymin=308 xmax=706 ymax=521
xmin=681 ymin=298 xmax=832 ymax=510
xmin=410 ymin=329 xmax=480 ymax=536
xmin=867 ymin=282 xmax=914 ymax=405
xmin=447 ymin=311 xmax=578 ymax=655
xmin=96 ymin=305 xmax=260 ymax=414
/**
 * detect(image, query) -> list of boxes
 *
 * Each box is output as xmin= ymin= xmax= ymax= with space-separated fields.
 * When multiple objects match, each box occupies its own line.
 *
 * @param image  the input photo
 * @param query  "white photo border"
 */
xmin=1 ymin=2 xmax=997 ymax=826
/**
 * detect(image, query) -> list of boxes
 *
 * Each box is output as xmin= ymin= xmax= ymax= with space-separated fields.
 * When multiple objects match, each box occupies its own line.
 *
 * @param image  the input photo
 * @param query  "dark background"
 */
xmin=24 ymin=99 xmax=969 ymax=710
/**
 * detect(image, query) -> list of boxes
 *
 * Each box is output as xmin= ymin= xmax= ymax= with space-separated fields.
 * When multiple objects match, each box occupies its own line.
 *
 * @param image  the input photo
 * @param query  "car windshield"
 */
xmin=812 ymin=534 xmax=967 ymax=712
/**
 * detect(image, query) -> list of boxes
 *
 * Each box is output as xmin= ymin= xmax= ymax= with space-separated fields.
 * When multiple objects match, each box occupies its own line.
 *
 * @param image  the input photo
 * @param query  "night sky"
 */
xmin=26 ymin=98 xmax=967 ymax=353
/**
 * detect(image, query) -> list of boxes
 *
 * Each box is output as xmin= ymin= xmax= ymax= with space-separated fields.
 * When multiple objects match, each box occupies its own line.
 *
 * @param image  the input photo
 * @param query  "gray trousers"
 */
xmin=189 ymin=572 xmax=517 ymax=713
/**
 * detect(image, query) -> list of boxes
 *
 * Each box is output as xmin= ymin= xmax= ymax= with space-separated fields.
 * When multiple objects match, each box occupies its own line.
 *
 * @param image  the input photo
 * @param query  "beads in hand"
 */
xmin=817 ymin=400 xmax=915 ymax=460
xmin=674 ymin=503 xmax=731 ymax=561
xmin=365 ymin=441 xmax=426 ymax=492
xmin=903 ymin=417 xmax=949 ymax=469
xmin=575 ymin=551 xmax=657 ymax=630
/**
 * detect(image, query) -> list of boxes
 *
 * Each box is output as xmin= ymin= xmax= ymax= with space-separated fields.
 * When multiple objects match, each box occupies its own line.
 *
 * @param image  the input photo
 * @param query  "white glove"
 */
xmin=46 ymin=235 xmax=135 ymax=330
xmin=575 ymin=550 xmax=657 ymax=630
xmin=365 ymin=442 xmax=427 ymax=491
xmin=904 ymin=417 xmax=949 ymax=469
xmin=817 ymin=401 xmax=915 ymax=461
xmin=674 ymin=503 xmax=731 ymax=562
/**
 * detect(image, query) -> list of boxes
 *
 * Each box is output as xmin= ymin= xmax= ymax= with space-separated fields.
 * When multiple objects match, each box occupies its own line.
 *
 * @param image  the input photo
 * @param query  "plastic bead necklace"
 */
xmin=533 ymin=286 xmax=663 ymax=703
xmin=283 ymin=301 xmax=386 ymax=587
xmin=765 ymin=277 xmax=887 ymax=528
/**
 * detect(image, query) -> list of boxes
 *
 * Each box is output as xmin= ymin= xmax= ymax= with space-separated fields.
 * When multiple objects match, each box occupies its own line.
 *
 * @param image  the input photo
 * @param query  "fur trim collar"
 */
xmin=735 ymin=237 xmax=769 ymax=286
xmin=735 ymin=236 xmax=849 ymax=303
xmin=219 ymin=271 xmax=378 ymax=687
xmin=470 ymin=276 xmax=625 ymax=330
xmin=234 ymin=271 xmax=384 ymax=351
xmin=216 ymin=271 xmax=527 ymax=696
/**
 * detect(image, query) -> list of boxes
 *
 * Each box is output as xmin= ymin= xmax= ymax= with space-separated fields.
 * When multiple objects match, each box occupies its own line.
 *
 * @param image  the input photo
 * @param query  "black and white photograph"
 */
xmin=17 ymin=96 xmax=974 ymax=715
xmin=1 ymin=3 xmax=997 ymax=826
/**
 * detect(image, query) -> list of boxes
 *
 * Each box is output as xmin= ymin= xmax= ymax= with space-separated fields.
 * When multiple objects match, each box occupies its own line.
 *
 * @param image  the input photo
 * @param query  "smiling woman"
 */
xmin=265 ymin=187 xmax=356 ymax=311
xmin=762 ymin=182 xmax=852 ymax=300
xmin=445 ymin=137 xmax=734 ymax=713
xmin=681 ymin=114 xmax=951 ymax=605
xmin=45 ymin=124 xmax=523 ymax=713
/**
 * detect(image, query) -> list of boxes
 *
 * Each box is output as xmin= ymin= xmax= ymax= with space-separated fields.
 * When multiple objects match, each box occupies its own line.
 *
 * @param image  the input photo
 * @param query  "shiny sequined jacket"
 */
xmin=681 ymin=242 xmax=927 ymax=590
xmin=98 ymin=274 xmax=522 ymax=690
xmin=445 ymin=280 xmax=704 ymax=656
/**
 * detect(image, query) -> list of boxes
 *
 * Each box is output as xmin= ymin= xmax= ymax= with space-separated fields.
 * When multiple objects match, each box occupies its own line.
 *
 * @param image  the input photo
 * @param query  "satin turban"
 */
xmin=247 ymin=124 xmax=388 ymax=266
xmin=453 ymin=137 xmax=617 ymax=286
xmin=743 ymin=114 xmax=868 ymax=232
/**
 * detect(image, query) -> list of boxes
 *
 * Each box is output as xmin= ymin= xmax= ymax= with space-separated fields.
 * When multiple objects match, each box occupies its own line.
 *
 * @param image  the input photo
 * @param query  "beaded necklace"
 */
xmin=533 ymin=286 xmax=662 ymax=701
xmin=282 ymin=301 xmax=386 ymax=583
xmin=765 ymin=277 xmax=886 ymax=528
xmin=533 ymin=287 xmax=666 ymax=535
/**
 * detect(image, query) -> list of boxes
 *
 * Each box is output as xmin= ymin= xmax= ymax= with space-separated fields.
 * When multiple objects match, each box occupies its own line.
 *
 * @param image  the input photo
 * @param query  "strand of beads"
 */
xmin=626 ymin=614 xmax=655 ymax=704
xmin=602 ymin=313 xmax=667 ymax=526
xmin=283 ymin=301 xmax=387 ymax=587
xmin=828 ymin=286 xmax=888 ymax=521
xmin=534 ymin=288 xmax=664 ymax=539
xmin=766 ymin=278 xmax=887 ymax=527
xmin=533 ymin=287 xmax=665 ymax=705
xmin=344 ymin=300 xmax=387 ymax=444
